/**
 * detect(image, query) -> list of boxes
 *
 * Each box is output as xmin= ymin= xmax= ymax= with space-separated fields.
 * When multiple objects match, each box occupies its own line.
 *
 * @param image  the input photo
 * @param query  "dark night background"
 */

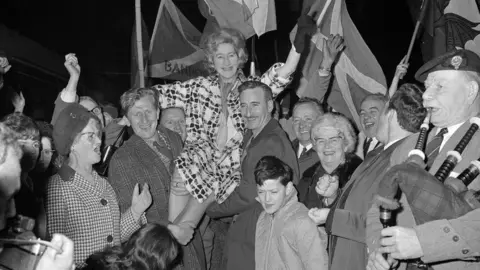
xmin=0 ymin=0 xmax=423 ymax=119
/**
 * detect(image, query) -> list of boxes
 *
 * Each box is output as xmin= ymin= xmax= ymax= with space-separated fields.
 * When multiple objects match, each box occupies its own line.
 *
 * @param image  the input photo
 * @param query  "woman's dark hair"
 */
xmin=85 ymin=224 xmax=182 ymax=270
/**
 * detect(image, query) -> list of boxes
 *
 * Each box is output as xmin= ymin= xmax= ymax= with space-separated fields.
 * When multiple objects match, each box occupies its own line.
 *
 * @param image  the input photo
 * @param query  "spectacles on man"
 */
xmin=89 ymin=106 xmax=102 ymax=115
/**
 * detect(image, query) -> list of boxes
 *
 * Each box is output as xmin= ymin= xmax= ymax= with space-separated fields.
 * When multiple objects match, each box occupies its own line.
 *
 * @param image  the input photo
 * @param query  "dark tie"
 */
xmin=425 ymin=128 xmax=449 ymax=168
xmin=299 ymin=146 xmax=307 ymax=158
xmin=363 ymin=138 xmax=372 ymax=157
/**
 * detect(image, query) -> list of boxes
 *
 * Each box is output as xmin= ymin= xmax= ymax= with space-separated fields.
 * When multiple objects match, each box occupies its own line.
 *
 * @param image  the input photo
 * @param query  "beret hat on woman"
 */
xmin=53 ymin=103 xmax=96 ymax=156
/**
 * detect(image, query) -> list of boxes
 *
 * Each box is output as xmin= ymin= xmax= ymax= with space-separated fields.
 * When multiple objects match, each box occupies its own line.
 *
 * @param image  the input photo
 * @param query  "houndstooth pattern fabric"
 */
xmin=46 ymin=164 xmax=145 ymax=268
xmin=152 ymin=64 xmax=291 ymax=203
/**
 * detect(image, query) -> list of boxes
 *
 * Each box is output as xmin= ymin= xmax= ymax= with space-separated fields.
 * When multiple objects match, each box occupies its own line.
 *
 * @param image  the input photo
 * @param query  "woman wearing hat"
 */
xmin=46 ymin=103 xmax=152 ymax=268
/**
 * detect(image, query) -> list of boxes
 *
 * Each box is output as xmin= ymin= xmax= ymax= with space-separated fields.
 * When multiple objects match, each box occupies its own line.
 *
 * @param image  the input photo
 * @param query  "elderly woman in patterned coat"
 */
xmin=46 ymin=103 xmax=152 ymax=267
xmin=154 ymin=14 xmax=317 ymax=230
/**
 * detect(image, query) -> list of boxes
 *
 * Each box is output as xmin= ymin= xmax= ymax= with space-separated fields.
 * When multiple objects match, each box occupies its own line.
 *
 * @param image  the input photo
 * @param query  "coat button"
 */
xmin=443 ymin=227 xmax=450 ymax=233
xmin=462 ymin=249 xmax=469 ymax=255
xmin=107 ymin=235 xmax=113 ymax=243
xmin=100 ymin=199 xmax=108 ymax=206
xmin=453 ymin=236 xmax=459 ymax=242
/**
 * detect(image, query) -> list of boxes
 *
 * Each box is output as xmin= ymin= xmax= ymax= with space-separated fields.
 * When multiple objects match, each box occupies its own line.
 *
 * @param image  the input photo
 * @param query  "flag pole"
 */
xmin=135 ymin=0 xmax=145 ymax=87
xmin=404 ymin=0 xmax=430 ymax=65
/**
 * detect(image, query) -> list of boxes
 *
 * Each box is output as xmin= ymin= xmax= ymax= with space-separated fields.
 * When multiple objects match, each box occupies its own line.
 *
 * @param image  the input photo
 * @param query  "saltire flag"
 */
xmin=291 ymin=0 xmax=387 ymax=127
xmin=131 ymin=17 xmax=150 ymax=88
xmin=198 ymin=0 xmax=276 ymax=39
xmin=149 ymin=0 xmax=208 ymax=82
xmin=407 ymin=0 xmax=480 ymax=61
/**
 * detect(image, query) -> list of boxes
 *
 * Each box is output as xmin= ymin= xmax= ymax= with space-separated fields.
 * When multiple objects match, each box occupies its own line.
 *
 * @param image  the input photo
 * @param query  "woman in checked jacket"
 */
xmin=46 ymin=104 xmax=152 ymax=268
xmin=154 ymin=12 xmax=318 ymax=230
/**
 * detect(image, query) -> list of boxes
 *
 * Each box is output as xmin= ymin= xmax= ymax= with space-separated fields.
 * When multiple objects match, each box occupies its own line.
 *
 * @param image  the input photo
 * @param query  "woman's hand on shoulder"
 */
xmin=308 ymin=207 xmax=330 ymax=225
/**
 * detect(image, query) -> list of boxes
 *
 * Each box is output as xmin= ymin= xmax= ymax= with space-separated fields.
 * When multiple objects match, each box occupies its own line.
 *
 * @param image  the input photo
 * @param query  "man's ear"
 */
xmin=466 ymin=80 xmax=479 ymax=105
xmin=267 ymin=100 xmax=274 ymax=114
xmin=286 ymin=181 xmax=294 ymax=194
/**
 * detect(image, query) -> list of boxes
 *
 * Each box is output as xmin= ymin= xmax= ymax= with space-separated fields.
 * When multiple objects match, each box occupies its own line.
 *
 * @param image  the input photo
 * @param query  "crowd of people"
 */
xmin=0 ymin=5 xmax=480 ymax=270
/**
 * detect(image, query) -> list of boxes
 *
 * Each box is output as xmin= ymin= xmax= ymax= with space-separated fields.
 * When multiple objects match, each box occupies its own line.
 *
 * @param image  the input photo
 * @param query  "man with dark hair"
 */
xmin=309 ymin=83 xmax=427 ymax=270
xmin=2 ymin=112 xmax=47 ymax=239
xmin=207 ymin=80 xmax=299 ymax=270
xmin=291 ymin=97 xmax=324 ymax=179
xmin=254 ymin=156 xmax=327 ymax=270
xmin=359 ymin=93 xmax=388 ymax=158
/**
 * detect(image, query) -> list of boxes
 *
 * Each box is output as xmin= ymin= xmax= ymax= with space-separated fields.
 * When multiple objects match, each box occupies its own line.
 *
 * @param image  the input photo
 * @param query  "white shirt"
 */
xmin=298 ymin=143 xmax=313 ymax=158
xmin=384 ymin=138 xmax=402 ymax=150
xmin=438 ymin=121 xmax=465 ymax=151
xmin=367 ymin=137 xmax=380 ymax=154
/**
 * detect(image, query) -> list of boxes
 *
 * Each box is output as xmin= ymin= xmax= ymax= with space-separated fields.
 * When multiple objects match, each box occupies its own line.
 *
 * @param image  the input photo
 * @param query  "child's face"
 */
xmin=257 ymin=179 xmax=292 ymax=215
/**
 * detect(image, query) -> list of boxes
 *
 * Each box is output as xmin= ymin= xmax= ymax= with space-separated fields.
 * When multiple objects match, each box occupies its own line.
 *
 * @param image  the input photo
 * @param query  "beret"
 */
xmin=415 ymin=49 xmax=480 ymax=82
xmin=53 ymin=103 xmax=96 ymax=156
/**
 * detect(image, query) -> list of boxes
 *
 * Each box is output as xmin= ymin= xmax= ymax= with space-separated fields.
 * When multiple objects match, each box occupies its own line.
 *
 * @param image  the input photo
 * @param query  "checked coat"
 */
xmin=151 ymin=64 xmax=291 ymax=204
xmin=46 ymin=164 xmax=145 ymax=268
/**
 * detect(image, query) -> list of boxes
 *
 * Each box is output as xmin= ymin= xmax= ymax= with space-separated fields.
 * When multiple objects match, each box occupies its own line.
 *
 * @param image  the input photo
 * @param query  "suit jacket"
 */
xmin=108 ymin=126 xmax=206 ymax=270
xmin=292 ymin=139 xmax=319 ymax=181
xmin=207 ymin=119 xmax=299 ymax=270
xmin=367 ymin=122 xmax=480 ymax=270
xmin=325 ymin=140 xmax=403 ymax=270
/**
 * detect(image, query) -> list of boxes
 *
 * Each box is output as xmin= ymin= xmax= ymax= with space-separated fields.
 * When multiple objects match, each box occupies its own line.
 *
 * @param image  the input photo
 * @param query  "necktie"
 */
xmin=299 ymin=145 xmax=307 ymax=158
xmin=363 ymin=138 xmax=372 ymax=157
xmin=425 ymin=128 xmax=448 ymax=168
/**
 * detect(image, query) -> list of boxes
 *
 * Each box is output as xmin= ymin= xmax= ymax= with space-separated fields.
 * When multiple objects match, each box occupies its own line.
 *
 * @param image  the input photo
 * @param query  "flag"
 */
xmin=149 ymin=0 xmax=208 ymax=82
xmin=198 ymin=0 xmax=276 ymax=39
xmin=291 ymin=0 xmax=387 ymax=128
xmin=131 ymin=17 xmax=150 ymax=88
xmin=408 ymin=0 xmax=480 ymax=61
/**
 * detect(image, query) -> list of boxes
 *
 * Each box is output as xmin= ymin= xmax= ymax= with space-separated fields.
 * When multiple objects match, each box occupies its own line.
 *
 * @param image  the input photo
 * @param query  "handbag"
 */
xmin=95 ymin=126 xmax=127 ymax=177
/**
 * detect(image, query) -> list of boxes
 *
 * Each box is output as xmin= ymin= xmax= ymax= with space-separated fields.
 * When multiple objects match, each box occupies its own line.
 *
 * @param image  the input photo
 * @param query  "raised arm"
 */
xmin=51 ymin=54 xmax=80 ymax=125
xmin=388 ymin=57 xmax=408 ymax=98
xmin=151 ymin=77 xmax=204 ymax=110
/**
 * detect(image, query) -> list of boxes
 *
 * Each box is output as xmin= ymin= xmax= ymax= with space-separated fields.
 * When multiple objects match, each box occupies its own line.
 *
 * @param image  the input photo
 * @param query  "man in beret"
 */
xmin=366 ymin=49 xmax=480 ymax=270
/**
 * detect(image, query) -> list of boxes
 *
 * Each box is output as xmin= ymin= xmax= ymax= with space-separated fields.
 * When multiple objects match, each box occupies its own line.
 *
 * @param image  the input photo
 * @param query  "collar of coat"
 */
xmin=242 ymin=118 xmax=281 ymax=150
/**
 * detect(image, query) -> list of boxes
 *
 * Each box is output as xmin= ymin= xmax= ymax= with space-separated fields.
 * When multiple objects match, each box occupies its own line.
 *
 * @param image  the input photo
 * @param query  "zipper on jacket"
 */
xmin=263 ymin=214 xmax=275 ymax=269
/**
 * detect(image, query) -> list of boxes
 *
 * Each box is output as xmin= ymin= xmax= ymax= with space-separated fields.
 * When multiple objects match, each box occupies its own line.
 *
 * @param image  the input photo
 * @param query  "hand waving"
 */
xmin=322 ymin=34 xmax=345 ymax=67
xmin=12 ymin=91 xmax=25 ymax=113
xmin=64 ymin=53 xmax=80 ymax=78
xmin=131 ymin=183 xmax=152 ymax=220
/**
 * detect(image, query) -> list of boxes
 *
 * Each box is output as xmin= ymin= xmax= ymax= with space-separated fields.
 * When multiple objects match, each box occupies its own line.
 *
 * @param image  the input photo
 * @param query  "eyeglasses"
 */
xmin=42 ymin=149 xmax=56 ymax=155
xmin=89 ymin=106 xmax=102 ymax=115
xmin=17 ymin=139 xmax=41 ymax=149
xmin=80 ymin=132 xmax=100 ymax=142
xmin=313 ymin=136 xmax=343 ymax=147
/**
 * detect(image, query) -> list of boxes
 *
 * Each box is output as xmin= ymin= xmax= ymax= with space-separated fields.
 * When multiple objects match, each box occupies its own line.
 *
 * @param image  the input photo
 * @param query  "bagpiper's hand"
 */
xmin=378 ymin=226 xmax=423 ymax=260
xmin=366 ymin=248 xmax=397 ymax=270
xmin=64 ymin=53 xmax=80 ymax=78
xmin=131 ymin=183 xmax=152 ymax=219
xmin=12 ymin=91 xmax=25 ymax=113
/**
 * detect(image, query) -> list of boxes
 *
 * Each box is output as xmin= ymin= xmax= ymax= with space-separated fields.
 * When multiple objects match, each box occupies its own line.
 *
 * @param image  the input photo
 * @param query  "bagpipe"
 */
xmin=375 ymin=112 xmax=480 ymax=269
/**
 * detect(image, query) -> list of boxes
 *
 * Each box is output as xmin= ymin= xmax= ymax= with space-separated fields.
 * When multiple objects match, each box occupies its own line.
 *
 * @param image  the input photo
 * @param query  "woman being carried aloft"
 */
xmin=153 ymin=11 xmax=318 ymax=230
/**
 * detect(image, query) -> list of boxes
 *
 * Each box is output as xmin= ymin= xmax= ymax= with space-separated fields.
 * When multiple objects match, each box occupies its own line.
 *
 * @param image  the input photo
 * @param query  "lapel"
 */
xmin=247 ymin=119 xmax=279 ymax=150
xmin=130 ymin=134 xmax=171 ymax=181
xmin=58 ymin=164 xmax=105 ymax=198
xmin=346 ymin=145 xmax=384 ymax=185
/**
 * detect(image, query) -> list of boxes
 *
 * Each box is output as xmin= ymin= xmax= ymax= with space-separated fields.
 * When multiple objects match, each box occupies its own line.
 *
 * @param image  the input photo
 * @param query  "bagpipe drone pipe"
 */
xmin=375 ymin=115 xmax=480 ymax=226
